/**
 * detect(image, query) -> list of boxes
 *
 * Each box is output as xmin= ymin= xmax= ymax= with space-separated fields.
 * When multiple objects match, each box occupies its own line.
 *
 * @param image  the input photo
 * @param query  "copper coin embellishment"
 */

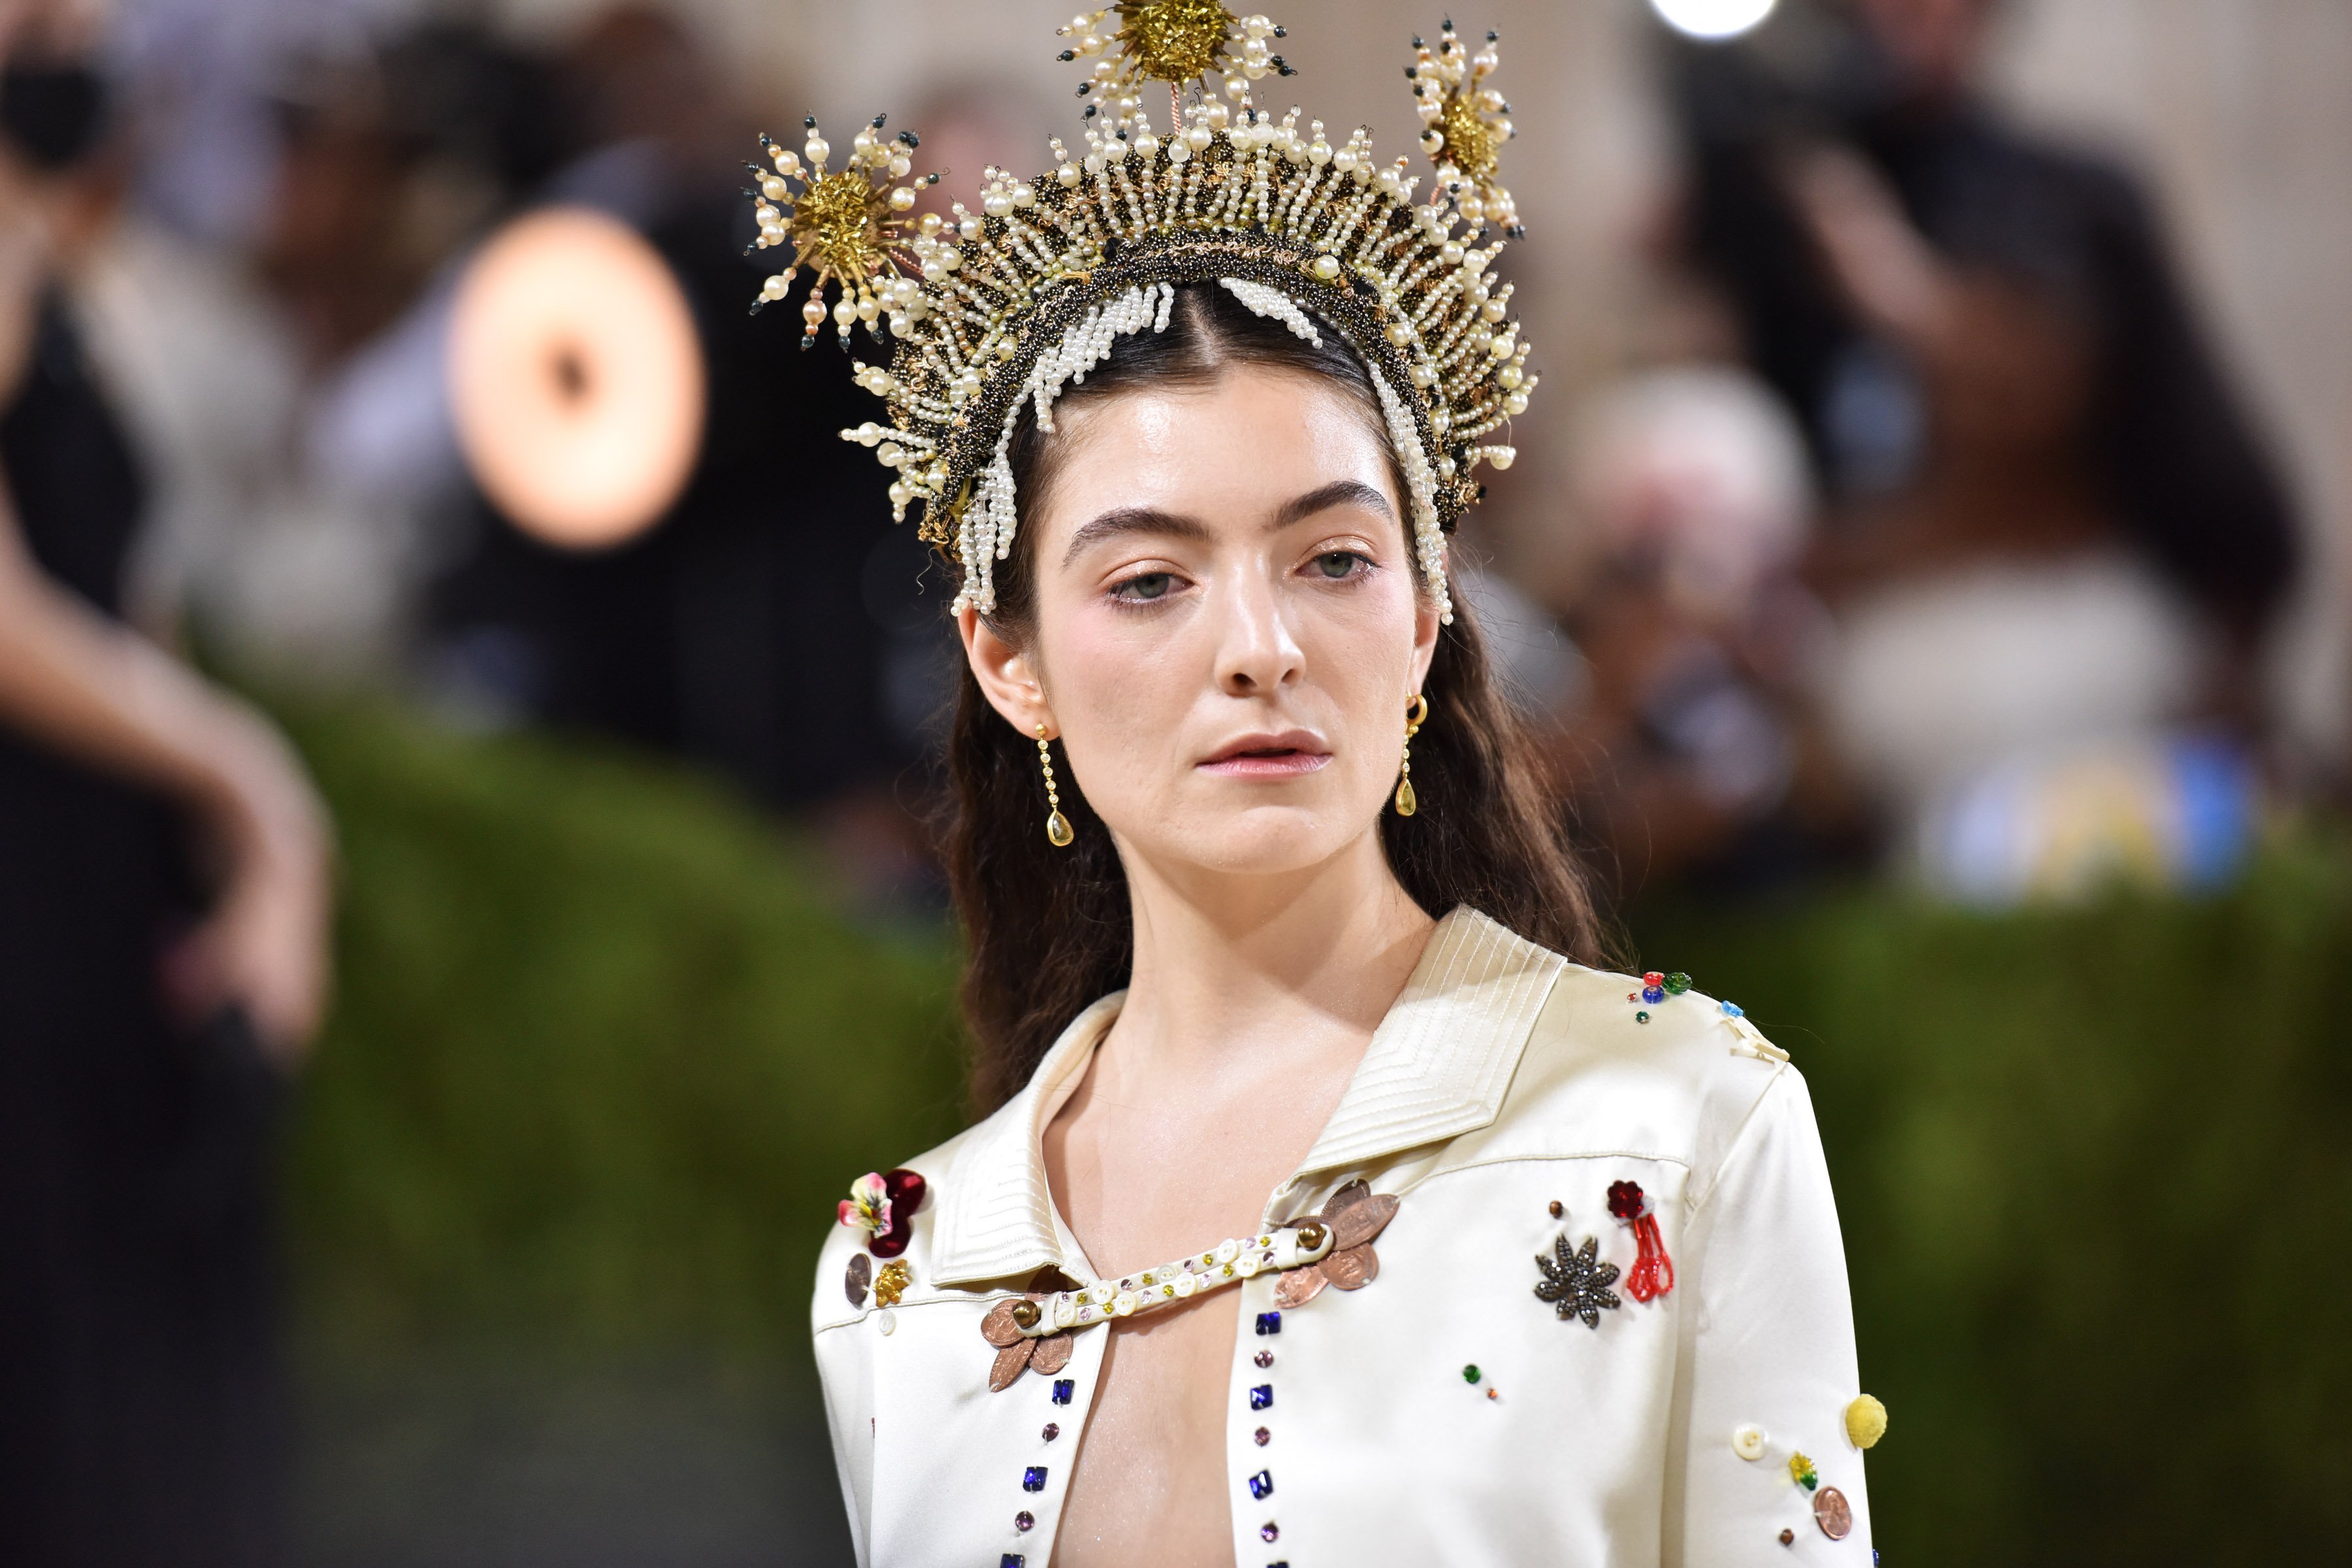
xmin=981 ymin=1299 xmax=1026 ymax=1348
xmin=1330 ymin=1193 xmax=1399 ymax=1251
xmin=1323 ymin=1244 xmax=1379 ymax=1290
xmin=1029 ymin=1333 xmax=1073 ymax=1375
xmin=1813 ymin=1486 xmax=1853 ymax=1541
xmin=843 ymin=1252 xmax=872 ymax=1308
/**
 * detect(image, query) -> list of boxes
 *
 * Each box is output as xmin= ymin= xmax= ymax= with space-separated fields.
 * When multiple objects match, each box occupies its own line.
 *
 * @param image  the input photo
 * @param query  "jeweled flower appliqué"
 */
xmin=1535 ymin=1231 xmax=1622 ymax=1329
xmin=838 ymin=1167 xmax=926 ymax=1258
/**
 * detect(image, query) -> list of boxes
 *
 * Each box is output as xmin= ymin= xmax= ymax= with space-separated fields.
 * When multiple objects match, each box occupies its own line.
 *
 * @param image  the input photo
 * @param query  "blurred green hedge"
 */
xmin=1637 ymin=842 xmax=2352 ymax=1563
xmin=280 ymin=701 xmax=2351 ymax=1560
xmin=278 ymin=702 xmax=967 ymax=1362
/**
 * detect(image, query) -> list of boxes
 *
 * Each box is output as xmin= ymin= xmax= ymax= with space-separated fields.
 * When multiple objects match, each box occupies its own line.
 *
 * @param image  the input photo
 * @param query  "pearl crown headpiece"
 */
xmin=744 ymin=7 xmax=1535 ymax=621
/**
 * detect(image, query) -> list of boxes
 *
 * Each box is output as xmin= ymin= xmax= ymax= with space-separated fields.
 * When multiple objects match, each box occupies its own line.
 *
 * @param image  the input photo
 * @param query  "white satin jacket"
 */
xmin=811 ymin=907 xmax=1877 ymax=1567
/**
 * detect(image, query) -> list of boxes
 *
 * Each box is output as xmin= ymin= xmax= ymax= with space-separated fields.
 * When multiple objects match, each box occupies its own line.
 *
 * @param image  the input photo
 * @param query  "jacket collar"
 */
xmin=927 ymin=907 xmax=1566 ymax=1287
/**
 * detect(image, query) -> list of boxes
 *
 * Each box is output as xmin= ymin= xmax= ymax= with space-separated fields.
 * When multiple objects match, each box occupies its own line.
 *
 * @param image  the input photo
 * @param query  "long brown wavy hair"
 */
xmin=946 ymin=283 xmax=1603 ymax=1112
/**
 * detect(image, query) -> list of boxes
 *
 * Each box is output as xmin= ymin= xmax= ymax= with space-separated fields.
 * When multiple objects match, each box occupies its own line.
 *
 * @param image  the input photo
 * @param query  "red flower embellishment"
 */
xmin=1607 ymin=1179 xmax=1674 ymax=1302
xmin=838 ymin=1167 xmax=927 ymax=1258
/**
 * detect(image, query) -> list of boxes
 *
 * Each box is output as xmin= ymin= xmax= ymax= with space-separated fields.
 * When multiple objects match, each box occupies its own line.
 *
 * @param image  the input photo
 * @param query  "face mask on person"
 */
xmin=0 ymin=60 xmax=112 ymax=171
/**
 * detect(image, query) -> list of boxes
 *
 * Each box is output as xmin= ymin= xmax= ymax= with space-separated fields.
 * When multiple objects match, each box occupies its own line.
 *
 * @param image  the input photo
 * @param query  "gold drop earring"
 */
xmin=1395 ymin=693 xmax=1429 ymax=817
xmin=1037 ymin=724 xmax=1074 ymax=847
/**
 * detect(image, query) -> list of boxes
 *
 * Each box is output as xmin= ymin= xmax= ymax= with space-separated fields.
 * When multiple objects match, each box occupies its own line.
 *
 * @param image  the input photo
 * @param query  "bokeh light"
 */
xmin=1649 ymin=0 xmax=1779 ymax=41
xmin=448 ymin=206 xmax=704 ymax=551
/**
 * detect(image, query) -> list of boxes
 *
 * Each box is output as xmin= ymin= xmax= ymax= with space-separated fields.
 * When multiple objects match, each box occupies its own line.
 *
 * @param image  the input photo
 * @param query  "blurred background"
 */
xmin=0 ymin=0 xmax=2346 ymax=1563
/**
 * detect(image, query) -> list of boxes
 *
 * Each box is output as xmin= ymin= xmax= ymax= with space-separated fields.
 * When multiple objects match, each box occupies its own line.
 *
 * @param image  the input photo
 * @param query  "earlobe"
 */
xmin=958 ymin=604 xmax=1056 ymax=738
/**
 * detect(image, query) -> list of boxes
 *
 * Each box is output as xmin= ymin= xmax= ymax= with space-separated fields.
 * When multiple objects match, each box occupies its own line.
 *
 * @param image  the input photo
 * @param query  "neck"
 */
xmin=1107 ymin=827 xmax=1437 ymax=1082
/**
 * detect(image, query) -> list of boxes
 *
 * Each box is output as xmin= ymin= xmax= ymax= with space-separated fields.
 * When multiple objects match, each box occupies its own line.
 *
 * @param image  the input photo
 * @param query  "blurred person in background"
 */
xmin=1551 ymin=363 xmax=1861 ymax=894
xmin=1669 ymin=0 xmax=2298 ymax=899
xmin=0 ymin=0 xmax=332 ymax=1563
xmin=423 ymin=7 xmax=943 ymax=914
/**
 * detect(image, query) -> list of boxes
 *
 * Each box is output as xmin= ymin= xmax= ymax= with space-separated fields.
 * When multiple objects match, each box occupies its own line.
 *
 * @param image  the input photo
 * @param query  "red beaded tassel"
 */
xmin=1607 ymin=1180 xmax=1674 ymax=1303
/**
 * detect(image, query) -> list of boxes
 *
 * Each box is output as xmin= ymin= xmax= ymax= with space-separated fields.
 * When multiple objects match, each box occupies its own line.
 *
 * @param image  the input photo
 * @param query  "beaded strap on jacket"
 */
xmin=979 ymin=1179 xmax=1400 ymax=1390
xmin=1017 ymin=1222 xmax=1335 ymax=1337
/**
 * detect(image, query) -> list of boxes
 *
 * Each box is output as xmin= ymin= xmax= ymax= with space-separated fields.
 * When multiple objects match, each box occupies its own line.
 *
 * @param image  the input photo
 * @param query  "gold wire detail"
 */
xmin=1038 ymin=724 xmax=1075 ymax=847
xmin=1396 ymin=692 xmax=1429 ymax=817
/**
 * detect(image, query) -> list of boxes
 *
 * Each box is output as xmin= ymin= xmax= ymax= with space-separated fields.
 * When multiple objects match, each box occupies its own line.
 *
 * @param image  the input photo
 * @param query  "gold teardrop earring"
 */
xmin=1395 ymin=693 xmax=1429 ymax=817
xmin=1037 ymin=724 xmax=1074 ymax=847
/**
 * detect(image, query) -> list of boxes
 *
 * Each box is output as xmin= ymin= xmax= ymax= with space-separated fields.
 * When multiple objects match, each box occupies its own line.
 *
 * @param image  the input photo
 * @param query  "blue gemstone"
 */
xmin=1269 ymin=1562 xmax=1290 ymax=1568
xmin=1642 ymin=986 xmax=1665 ymax=1005
xmin=1249 ymin=1384 xmax=1273 ymax=1411
xmin=1022 ymin=1466 xmax=1047 ymax=1492
xmin=1256 ymin=1311 xmax=1281 ymax=1335
xmin=1721 ymin=1000 xmax=1744 ymax=1018
xmin=1002 ymin=1559 xmax=1024 ymax=1568
xmin=1248 ymin=1469 xmax=1274 ymax=1501
xmin=1051 ymin=1379 xmax=1073 ymax=1405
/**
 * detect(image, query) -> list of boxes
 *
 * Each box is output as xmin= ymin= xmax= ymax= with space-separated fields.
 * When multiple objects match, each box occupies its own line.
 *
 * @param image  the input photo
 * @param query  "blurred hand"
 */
xmin=1784 ymin=144 xmax=1956 ymax=348
xmin=161 ymin=713 xmax=336 ymax=1068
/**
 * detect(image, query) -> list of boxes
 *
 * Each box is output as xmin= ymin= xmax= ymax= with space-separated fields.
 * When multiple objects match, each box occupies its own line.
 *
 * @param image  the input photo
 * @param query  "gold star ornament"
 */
xmin=748 ymin=115 xmax=939 ymax=347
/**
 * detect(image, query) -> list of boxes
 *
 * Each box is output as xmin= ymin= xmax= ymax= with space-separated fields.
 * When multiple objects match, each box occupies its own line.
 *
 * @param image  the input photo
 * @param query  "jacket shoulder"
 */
xmin=1480 ymin=958 xmax=1800 ymax=1194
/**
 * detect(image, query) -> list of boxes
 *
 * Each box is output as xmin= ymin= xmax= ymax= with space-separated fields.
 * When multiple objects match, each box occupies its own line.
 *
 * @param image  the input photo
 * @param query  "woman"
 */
xmin=0 ymin=6 xmax=331 ymax=1563
xmin=777 ymin=14 xmax=1878 ymax=1564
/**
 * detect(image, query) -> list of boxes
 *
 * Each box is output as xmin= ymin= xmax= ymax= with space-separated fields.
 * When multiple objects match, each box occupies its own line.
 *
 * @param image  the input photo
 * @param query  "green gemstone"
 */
xmin=1663 ymin=972 xmax=1692 ymax=995
xmin=1635 ymin=1010 xmax=1650 ymax=1024
xmin=1462 ymin=1364 xmax=1480 ymax=1384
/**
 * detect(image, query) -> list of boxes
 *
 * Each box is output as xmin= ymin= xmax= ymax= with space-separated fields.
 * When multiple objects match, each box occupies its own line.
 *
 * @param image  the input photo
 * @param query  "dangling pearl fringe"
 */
xmin=956 ymin=282 xmax=1178 ymax=615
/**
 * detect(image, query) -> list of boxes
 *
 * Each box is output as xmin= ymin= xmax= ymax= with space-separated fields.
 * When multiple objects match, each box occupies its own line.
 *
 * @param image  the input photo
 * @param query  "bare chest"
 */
xmin=1049 ymin=1291 xmax=1242 ymax=1567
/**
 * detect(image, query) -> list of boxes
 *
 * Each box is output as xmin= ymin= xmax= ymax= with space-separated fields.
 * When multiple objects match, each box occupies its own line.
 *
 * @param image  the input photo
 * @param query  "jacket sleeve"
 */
xmin=812 ymin=1227 xmax=877 ymax=1568
xmin=1664 ymin=1066 xmax=1874 ymax=1563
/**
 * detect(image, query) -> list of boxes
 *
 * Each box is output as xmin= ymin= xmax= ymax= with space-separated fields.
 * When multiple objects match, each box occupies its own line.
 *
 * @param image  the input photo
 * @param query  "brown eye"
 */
xmin=1115 ymin=572 xmax=1174 ymax=601
xmin=1313 ymin=551 xmax=1366 ymax=579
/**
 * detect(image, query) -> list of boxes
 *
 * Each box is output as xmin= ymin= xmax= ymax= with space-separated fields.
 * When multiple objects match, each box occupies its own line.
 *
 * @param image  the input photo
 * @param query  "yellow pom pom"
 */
xmin=1845 ymin=1393 xmax=1888 ymax=1450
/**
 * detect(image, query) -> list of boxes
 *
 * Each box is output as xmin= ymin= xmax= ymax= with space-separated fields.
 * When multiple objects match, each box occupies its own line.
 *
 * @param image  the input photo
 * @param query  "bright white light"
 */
xmin=1650 ymin=0 xmax=1778 ymax=41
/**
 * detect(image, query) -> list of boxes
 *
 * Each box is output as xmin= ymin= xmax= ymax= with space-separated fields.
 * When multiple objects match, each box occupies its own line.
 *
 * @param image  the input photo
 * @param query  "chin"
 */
xmin=1152 ymin=800 xmax=1368 ymax=877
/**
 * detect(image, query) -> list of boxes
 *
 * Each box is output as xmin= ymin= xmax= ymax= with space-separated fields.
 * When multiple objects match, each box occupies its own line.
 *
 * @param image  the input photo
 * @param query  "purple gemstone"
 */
xmin=1261 ymin=1522 xmax=1281 ymax=1543
xmin=1254 ymin=1426 xmax=1270 ymax=1446
xmin=1041 ymin=1422 xmax=1060 ymax=1441
xmin=1254 ymin=1349 xmax=1273 ymax=1368
xmin=1014 ymin=1511 xmax=1034 ymax=1532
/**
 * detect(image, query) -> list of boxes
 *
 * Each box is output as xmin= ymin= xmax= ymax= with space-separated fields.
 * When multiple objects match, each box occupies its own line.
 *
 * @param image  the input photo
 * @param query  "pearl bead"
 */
xmin=801 ymin=298 xmax=827 ymax=326
xmin=804 ymin=137 xmax=828 ymax=165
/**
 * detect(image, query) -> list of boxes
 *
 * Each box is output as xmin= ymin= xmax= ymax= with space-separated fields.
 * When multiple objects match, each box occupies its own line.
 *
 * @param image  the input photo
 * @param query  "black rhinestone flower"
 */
xmin=1535 ymin=1232 xmax=1622 ymax=1329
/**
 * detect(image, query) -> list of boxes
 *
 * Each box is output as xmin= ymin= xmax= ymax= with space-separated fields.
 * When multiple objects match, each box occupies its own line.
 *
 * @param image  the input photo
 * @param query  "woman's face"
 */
xmin=963 ymin=363 xmax=1440 ymax=884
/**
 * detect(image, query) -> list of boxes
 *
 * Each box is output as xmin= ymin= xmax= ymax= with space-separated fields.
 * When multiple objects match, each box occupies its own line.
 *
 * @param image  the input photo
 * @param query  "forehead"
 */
xmin=1036 ymin=365 xmax=1399 ymax=536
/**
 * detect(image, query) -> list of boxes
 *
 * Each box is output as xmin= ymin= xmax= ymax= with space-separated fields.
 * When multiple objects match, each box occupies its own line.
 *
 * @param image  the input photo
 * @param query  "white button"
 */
xmin=877 ymin=1310 xmax=897 ymax=1337
xmin=1173 ymin=1275 xmax=1198 ymax=1298
xmin=1732 ymin=1424 xmax=1767 ymax=1460
xmin=1214 ymin=1240 xmax=1241 ymax=1264
xmin=1112 ymin=1292 xmax=1137 ymax=1316
xmin=1235 ymin=1255 xmax=1262 ymax=1277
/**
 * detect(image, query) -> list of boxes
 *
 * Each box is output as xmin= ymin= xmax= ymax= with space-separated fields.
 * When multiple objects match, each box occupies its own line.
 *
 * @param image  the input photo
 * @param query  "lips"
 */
xmin=1200 ymin=731 xmax=1333 ymax=779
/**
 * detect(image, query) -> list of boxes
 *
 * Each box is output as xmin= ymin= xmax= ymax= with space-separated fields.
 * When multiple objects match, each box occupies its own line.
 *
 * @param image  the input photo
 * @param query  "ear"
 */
xmin=1409 ymin=547 xmax=1446 ymax=694
xmin=959 ymin=605 xmax=1057 ymax=738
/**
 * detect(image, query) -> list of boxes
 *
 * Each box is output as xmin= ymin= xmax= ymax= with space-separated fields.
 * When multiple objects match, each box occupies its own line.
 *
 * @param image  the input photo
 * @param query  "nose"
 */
xmin=1213 ymin=562 xmax=1303 ymax=697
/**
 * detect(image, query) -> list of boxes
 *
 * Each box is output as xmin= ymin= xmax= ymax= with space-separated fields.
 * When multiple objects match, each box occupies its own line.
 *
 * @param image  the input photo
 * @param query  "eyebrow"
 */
xmin=1060 ymin=480 xmax=1398 ymax=568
